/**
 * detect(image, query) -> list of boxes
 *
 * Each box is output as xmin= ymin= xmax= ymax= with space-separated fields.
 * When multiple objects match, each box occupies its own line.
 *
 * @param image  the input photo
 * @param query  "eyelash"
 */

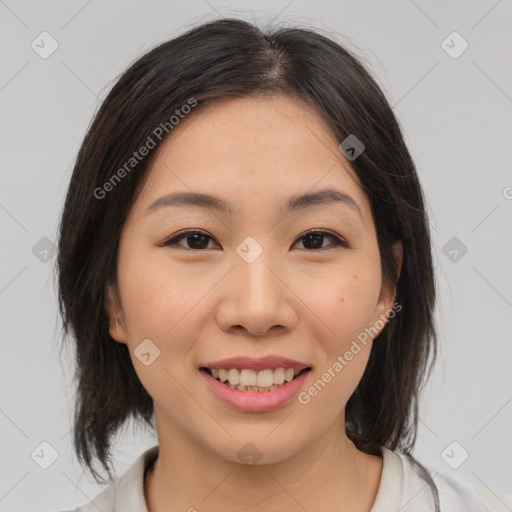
xmin=160 ymin=229 xmax=349 ymax=251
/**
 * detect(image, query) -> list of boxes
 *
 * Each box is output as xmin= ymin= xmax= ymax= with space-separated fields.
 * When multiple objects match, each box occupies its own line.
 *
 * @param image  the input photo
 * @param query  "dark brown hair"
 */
xmin=57 ymin=17 xmax=438 ymax=504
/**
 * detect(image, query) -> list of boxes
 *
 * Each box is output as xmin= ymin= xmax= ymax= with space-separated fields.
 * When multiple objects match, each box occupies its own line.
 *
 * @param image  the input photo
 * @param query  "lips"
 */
xmin=198 ymin=355 xmax=312 ymax=411
xmin=200 ymin=366 xmax=311 ymax=412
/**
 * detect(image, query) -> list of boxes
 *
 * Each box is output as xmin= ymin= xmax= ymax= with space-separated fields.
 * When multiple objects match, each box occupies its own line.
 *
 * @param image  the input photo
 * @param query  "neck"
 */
xmin=144 ymin=411 xmax=383 ymax=512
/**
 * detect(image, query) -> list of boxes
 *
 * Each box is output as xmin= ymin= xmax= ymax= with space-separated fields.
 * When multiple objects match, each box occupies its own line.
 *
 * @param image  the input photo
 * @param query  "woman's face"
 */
xmin=106 ymin=94 xmax=401 ymax=464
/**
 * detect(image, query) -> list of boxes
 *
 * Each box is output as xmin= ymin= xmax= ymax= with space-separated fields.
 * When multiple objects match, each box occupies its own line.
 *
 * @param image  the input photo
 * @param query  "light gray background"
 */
xmin=1 ymin=1 xmax=511 ymax=511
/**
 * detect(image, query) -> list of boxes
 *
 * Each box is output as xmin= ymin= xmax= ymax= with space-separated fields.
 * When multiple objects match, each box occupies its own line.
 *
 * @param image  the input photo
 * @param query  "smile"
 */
xmin=199 ymin=366 xmax=312 ymax=412
xmin=201 ymin=367 xmax=311 ymax=392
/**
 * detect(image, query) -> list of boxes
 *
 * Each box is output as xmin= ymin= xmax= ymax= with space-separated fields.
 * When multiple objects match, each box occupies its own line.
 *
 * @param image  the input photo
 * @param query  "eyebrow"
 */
xmin=146 ymin=187 xmax=363 ymax=220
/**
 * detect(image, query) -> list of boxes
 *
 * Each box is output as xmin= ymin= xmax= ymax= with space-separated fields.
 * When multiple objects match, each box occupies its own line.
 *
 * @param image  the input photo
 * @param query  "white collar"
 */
xmin=81 ymin=444 xmax=403 ymax=512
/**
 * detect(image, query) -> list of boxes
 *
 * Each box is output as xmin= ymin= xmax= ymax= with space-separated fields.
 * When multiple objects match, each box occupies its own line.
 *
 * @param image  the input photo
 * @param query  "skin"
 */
xmin=105 ymin=94 xmax=403 ymax=512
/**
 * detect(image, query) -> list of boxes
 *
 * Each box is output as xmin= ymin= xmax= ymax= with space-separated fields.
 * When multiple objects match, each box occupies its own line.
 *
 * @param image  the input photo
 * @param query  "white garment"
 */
xmin=63 ymin=444 xmax=511 ymax=512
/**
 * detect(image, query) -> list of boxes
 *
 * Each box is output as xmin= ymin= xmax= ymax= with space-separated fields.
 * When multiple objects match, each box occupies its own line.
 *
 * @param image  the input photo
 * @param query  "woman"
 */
xmin=56 ymin=17 xmax=509 ymax=512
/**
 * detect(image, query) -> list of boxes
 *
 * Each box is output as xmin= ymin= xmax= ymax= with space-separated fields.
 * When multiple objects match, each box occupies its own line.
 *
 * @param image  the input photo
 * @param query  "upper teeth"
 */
xmin=211 ymin=368 xmax=299 ymax=387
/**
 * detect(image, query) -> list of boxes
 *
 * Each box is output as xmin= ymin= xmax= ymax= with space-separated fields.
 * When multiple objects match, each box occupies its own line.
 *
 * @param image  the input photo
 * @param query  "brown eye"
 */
xmin=162 ymin=230 xmax=217 ymax=250
xmin=293 ymin=231 xmax=348 ymax=250
xmin=161 ymin=229 xmax=348 ymax=251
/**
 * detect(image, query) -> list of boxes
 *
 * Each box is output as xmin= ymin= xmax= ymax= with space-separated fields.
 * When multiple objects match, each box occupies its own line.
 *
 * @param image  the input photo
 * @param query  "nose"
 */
xmin=215 ymin=248 xmax=299 ymax=337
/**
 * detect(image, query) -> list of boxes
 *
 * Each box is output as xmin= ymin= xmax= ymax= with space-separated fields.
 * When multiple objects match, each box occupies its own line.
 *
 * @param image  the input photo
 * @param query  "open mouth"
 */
xmin=200 ymin=367 xmax=311 ymax=392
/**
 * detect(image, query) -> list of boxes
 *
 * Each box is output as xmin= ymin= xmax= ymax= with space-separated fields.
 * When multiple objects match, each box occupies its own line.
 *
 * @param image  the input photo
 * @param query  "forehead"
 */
xmin=134 ymin=95 xmax=368 ymax=218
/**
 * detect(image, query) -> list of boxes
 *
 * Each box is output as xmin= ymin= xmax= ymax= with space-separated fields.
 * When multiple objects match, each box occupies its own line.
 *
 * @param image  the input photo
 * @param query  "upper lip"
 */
xmin=200 ymin=356 xmax=311 ymax=372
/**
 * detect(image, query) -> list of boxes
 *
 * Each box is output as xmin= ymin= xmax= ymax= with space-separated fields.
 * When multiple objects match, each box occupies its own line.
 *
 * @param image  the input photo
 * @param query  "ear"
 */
xmin=373 ymin=240 xmax=403 ymax=334
xmin=104 ymin=282 xmax=129 ymax=344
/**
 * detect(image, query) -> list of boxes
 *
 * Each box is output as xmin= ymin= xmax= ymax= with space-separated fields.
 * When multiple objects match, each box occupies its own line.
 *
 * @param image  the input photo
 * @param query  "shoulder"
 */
xmin=397 ymin=451 xmax=512 ymax=512
xmin=57 ymin=481 xmax=116 ymax=512
xmin=64 ymin=444 xmax=159 ymax=512
xmin=78 ymin=484 xmax=116 ymax=512
xmin=436 ymin=472 xmax=512 ymax=512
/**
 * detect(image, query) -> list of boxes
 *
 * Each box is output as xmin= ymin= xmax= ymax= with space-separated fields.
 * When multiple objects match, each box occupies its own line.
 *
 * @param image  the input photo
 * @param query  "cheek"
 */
xmin=340 ymin=272 xmax=381 ymax=328
xmin=300 ymin=268 xmax=380 ymax=414
xmin=117 ymin=243 xmax=181 ymax=337
xmin=119 ymin=263 xmax=170 ymax=331
xmin=307 ymin=256 xmax=382 ymax=342
xmin=115 ymin=247 xmax=200 ymax=400
xmin=117 ymin=243 xmax=219 ymax=358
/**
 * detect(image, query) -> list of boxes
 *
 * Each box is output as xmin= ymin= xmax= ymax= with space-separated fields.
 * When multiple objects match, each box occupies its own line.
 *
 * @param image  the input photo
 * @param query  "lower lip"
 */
xmin=200 ymin=369 xmax=311 ymax=412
